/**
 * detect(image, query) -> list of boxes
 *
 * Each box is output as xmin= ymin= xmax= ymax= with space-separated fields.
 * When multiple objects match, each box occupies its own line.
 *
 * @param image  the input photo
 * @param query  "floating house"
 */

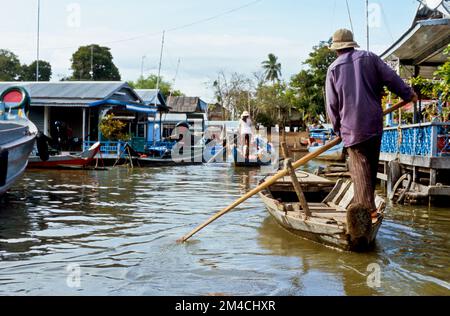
xmin=207 ymin=103 xmax=230 ymax=121
xmin=378 ymin=2 xmax=450 ymax=204
xmin=165 ymin=96 xmax=208 ymax=137
xmin=0 ymin=82 xmax=158 ymax=158
xmin=134 ymin=89 xmax=169 ymax=148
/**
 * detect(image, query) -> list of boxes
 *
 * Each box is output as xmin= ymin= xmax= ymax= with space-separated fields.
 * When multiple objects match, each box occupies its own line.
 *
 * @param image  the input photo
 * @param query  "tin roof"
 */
xmin=381 ymin=4 xmax=450 ymax=79
xmin=134 ymin=89 xmax=168 ymax=110
xmin=0 ymin=82 xmax=143 ymax=107
xmin=167 ymin=96 xmax=207 ymax=113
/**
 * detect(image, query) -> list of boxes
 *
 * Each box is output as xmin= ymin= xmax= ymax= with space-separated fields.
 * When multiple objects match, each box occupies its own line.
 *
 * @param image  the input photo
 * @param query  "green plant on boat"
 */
xmin=99 ymin=114 xmax=131 ymax=142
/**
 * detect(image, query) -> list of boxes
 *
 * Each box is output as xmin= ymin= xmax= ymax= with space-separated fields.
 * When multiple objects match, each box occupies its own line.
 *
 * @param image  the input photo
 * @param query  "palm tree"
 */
xmin=262 ymin=53 xmax=282 ymax=83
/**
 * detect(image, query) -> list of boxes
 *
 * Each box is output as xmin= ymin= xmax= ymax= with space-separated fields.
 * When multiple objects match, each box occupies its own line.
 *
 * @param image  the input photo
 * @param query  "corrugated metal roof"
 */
xmin=135 ymin=89 xmax=159 ymax=103
xmin=0 ymin=82 xmax=129 ymax=99
xmin=134 ymin=89 xmax=168 ymax=109
xmin=167 ymin=96 xmax=207 ymax=113
xmin=0 ymin=81 xmax=146 ymax=111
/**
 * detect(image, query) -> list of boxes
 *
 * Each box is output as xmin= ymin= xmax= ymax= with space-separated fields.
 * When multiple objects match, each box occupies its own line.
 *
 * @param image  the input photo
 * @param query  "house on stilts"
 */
xmin=378 ymin=1 xmax=450 ymax=204
xmin=0 ymin=82 xmax=163 ymax=162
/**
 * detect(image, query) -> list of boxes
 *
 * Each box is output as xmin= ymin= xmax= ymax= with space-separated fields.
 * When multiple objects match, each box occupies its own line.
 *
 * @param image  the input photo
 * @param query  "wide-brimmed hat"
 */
xmin=330 ymin=29 xmax=360 ymax=51
xmin=241 ymin=111 xmax=250 ymax=118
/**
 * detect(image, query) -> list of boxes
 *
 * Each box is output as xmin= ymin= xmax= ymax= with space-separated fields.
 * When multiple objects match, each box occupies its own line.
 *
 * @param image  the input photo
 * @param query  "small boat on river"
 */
xmin=259 ymin=172 xmax=386 ymax=251
xmin=232 ymin=135 xmax=274 ymax=168
xmin=308 ymin=127 xmax=345 ymax=161
xmin=0 ymin=87 xmax=37 ymax=195
xmin=28 ymin=142 xmax=101 ymax=169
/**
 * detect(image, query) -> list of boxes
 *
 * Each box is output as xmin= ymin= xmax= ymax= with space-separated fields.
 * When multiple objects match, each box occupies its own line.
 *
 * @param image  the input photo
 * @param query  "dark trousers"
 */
xmin=347 ymin=136 xmax=382 ymax=210
xmin=243 ymin=134 xmax=250 ymax=159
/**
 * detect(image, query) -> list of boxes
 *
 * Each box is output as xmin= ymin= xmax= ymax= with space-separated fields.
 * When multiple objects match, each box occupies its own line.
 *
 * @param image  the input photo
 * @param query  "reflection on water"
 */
xmin=0 ymin=164 xmax=449 ymax=295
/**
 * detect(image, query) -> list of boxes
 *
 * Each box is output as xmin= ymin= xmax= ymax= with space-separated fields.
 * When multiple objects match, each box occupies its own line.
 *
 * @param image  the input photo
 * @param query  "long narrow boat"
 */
xmin=232 ymin=135 xmax=274 ymax=168
xmin=136 ymin=145 xmax=205 ymax=167
xmin=0 ymin=87 xmax=37 ymax=195
xmin=27 ymin=142 xmax=101 ymax=169
xmin=259 ymin=172 xmax=385 ymax=252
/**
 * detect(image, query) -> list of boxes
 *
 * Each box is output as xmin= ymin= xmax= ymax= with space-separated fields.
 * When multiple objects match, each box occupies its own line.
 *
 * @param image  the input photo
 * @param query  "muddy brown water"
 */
xmin=0 ymin=163 xmax=449 ymax=295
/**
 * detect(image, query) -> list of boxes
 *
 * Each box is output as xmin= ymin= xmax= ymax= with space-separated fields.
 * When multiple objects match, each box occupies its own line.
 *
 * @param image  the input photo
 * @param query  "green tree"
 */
xmin=434 ymin=44 xmax=450 ymax=101
xmin=99 ymin=114 xmax=130 ymax=141
xmin=255 ymin=81 xmax=295 ymax=128
xmin=20 ymin=60 xmax=52 ymax=81
xmin=0 ymin=49 xmax=21 ymax=81
xmin=262 ymin=53 xmax=282 ymax=83
xmin=70 ymin=44 xmax=121 ymax=81
xmin=290 ymin=40 xmax=337 ymax=120
xmin=128 ymin=74 xmax=183 ymax=97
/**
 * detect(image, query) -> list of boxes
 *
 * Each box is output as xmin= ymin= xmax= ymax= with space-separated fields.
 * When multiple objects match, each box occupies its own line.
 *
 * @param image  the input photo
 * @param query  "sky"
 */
xmin=0 ymin=0 xmax=421 ymax=101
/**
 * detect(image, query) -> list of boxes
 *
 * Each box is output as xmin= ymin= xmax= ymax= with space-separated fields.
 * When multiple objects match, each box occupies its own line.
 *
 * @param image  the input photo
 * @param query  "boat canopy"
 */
xmin=89 ymin=99 xmax=158 ymax=115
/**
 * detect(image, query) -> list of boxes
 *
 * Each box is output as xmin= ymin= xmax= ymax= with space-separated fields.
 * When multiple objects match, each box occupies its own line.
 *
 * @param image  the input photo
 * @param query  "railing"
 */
xmin=381 ymin=122 xmax=450 ymax=157
xmin=83 ymin=141 xmax=127 ymax=157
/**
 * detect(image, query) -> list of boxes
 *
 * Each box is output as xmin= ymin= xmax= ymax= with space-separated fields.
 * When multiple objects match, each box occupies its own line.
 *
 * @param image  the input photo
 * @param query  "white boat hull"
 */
xmin=308 ymin=142 xmax=345 ymax=161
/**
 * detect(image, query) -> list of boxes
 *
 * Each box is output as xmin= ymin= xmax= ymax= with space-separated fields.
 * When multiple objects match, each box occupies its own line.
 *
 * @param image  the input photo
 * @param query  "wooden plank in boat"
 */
xmin=323 ymin=179 xmax=344 ymax=203
xmin=338 ymin=184 xmax=354 ymax=209
xmin=331 ymin=181 xmax=352 ymax=205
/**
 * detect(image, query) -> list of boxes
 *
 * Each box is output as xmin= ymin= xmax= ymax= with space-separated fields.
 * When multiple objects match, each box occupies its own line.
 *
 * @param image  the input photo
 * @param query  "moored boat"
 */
xmin=0 ymin=87 xmax=37 ymax=195
xmin=232 ymin=135 xmax=274 ymax=168
xmin=307 ymin=127 xmax=345 ymax=161
xmin=259 ymin=172 xmax=386 ymax=252
xmin=28 ymin=142 xmax=101 ymax=169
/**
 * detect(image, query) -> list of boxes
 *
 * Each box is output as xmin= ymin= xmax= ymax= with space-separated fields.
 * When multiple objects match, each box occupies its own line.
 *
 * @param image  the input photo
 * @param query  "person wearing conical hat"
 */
xmin=238 ymin=111 xmax=253 ymax=160
xmin=325 ymin=29 xmax=418 ymax=221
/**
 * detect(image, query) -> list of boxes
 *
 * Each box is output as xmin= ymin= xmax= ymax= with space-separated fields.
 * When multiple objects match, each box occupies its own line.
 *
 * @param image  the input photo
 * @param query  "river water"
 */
xmin=0 ymin=163 xmax=449 ymax=296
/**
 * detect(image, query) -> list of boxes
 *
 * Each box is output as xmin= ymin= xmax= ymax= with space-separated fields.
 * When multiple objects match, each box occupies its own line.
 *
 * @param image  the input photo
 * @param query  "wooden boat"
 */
xmin=28 ymin=142 xmax=101 ymax=169
xmin=232 ymin=135 xmax=274 ymax=168
xmin=0 ymin=87 xmax=37 ymax=195
xmin=259 ymin=172 xmax=386 ymax=252
xmin=136 ymin=145 xmax=205 ymax=167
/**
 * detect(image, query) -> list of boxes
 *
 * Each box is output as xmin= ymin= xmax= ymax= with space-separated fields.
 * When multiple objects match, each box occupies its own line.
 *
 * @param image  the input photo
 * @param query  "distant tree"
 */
xmin=211 ymin=71 xmax=255 ymax=120
xmin=20 ymin=60 xmax=52 ymax=81
xmin=262 ymin=53 xmax=282 ymax=83
xmin=128 ymin=74 xmax=183 ymax=97
xmin=0 ymin=49 xmax=21 ymax=81
xmin=70 ymin=44 xmax=121 ymax=81
xmin=290 ymin=40 xmax=337 ymax=119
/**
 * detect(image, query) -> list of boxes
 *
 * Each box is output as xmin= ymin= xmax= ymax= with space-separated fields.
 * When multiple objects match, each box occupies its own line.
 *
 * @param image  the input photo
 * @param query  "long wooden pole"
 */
xmin=178 ymin=101 xmax=409 ymax=243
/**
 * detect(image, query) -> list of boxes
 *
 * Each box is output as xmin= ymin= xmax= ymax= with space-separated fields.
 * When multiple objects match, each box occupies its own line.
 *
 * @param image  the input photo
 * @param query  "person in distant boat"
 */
xmin=326 ymin=29 xmax=418 ymax=218
xmin=238 ymin=111 xmax=253 ymax=160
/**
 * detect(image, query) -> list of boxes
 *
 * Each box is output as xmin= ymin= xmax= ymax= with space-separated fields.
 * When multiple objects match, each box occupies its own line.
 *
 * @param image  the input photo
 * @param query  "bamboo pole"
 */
xmin=178 ymin=101 xmax=409 ymax=243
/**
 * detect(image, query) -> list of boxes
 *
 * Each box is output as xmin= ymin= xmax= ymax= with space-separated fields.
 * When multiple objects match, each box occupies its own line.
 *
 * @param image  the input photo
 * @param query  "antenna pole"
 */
xmin=141 ymin=56 xmax=146 ymax=79
xmin=155 ymin=31 xmax=165 ymax=94
xmin=366 ymin=0 xmax=370 ymax=51
xmin=90 ymin=45 xmax=94 ymax=80
xmin=153 ymin=31 xmax=165 ymax=147
xmin=169 ymin=58 xmax=181 ymax=99
xmin=36 ymin=0 xmax=41 ymax=82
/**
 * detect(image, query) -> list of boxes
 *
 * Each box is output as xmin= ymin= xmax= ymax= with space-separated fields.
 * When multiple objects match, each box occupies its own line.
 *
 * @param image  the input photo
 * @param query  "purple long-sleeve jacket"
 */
xmin=325 ymin=50 xmax=414 ymax=147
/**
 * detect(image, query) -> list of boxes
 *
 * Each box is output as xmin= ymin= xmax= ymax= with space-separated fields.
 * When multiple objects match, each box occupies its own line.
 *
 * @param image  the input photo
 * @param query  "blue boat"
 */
xmin=0 ymin=87 xmax=38 ymax=195
xmin=307 ymin=127 xmax=345 ymax=161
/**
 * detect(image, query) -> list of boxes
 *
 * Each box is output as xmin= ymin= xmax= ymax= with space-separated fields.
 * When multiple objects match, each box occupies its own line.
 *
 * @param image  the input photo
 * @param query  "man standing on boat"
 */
xmin=325 ymin=29 xmax=417 ymax=216
xmin=238 ymin=111 xmax=253 ymax=160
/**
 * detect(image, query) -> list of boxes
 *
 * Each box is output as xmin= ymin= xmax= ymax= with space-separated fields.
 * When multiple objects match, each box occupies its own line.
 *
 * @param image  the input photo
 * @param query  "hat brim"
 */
xmin=330 ymin=41 xmax=360 ymax=51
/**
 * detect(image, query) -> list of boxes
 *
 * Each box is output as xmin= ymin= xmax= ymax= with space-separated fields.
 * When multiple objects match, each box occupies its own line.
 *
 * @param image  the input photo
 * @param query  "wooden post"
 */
xmin=430 ymin=169 xmax=437 ymax=186
xmin=281 ymin=142 xmax=290 ymax=160
xmin=284 ymin=158 xmax=311 ymax=218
